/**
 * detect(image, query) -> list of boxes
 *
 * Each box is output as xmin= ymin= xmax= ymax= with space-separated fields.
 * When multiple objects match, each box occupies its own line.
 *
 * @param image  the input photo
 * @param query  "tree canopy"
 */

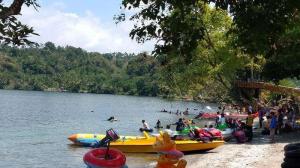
xmin=117 ymin=0 xmax=299 ymax=59
xmin=116 ymin=0 xmax=300 ymax=101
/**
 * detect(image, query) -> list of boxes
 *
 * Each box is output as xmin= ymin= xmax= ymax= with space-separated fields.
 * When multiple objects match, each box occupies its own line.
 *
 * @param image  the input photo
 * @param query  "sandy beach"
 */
xmin=184 ymin=130 xmax=300 ymax=168
xmin=127 ymin=120 xmax=300 ymax=168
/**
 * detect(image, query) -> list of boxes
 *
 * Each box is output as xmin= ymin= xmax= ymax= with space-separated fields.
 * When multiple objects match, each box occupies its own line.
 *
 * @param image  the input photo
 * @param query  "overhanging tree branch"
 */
xmin=0 ymin=0 xmax=39 ymax=45
xmin=0 ymin=0 xmax=25 ymax=19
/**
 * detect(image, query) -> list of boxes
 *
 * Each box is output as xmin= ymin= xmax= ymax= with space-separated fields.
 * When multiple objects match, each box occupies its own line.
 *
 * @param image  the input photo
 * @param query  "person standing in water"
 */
xmin=173 ymin=118 xmax=185 ymax=131
xmin=155 ymin=120 xmax=163 ymax=129
xmin=183 ymin=108 xmax=189 ymax=115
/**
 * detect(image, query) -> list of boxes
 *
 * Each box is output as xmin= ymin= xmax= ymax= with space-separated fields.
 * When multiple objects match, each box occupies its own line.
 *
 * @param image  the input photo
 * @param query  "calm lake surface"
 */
xmin=0 ymin=90 xmax=217 ymax=168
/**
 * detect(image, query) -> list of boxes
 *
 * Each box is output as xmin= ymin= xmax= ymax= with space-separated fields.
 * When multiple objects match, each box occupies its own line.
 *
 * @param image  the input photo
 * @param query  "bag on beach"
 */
xmin=233 ymin=130 xmax=247 ymax=143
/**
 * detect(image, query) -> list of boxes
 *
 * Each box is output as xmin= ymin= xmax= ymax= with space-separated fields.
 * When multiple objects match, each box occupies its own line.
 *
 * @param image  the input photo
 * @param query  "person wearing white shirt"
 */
xmin=164 ymin=125 xmax=175 ymax=137
xmin=142 ymin=120 xmax=150 ymax=129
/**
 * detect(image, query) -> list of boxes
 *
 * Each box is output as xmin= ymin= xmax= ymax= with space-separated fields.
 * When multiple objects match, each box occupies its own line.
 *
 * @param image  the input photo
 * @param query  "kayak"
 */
xmin=68 ymin=132 xmax=224 ymax=153
xmin=198 ymin=113 xmax=217 ymax=119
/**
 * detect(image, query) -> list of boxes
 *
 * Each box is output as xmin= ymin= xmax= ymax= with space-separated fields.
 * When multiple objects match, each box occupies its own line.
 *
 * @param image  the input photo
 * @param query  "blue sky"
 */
xmin=40 ymin=0 xmax=122 ymax=22
xmin=19 ymin=0 xmax=154 ymax=53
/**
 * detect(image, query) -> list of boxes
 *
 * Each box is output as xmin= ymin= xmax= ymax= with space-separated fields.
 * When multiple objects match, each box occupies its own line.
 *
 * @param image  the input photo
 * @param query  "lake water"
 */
xmin=0 ymin=90 xmax=217 ymax=168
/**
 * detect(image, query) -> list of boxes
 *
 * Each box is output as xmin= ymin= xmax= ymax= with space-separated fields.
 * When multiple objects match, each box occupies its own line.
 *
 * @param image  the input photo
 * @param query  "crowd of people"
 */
xmin=114 ymin=99 xmax=299 ymax=143
xmin=258 ymin=100 xmax=299 ymax=142
xmin=216 ymin=99 xmax=299 ymax=143
xmin=140 ymin=117 xmax=195 ymax=132
xmin=139 ymin=117 xmax=224 ymax=142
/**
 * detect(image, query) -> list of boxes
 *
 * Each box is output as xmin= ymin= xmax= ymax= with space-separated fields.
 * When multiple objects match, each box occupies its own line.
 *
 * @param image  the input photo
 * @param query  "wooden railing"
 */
xmin=236 ymin=81 xmax=300 ymax=96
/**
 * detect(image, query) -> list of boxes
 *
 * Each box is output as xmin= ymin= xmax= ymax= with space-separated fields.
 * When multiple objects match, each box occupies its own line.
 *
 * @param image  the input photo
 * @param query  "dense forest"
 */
xmin=1 ymin=40 xmax=299 ymax=102
xmin=0 ymin=42 xmax=164 ymax=96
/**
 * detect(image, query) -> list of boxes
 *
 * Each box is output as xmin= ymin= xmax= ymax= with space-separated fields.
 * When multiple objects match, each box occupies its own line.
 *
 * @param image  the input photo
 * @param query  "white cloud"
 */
xmin=19 ymin=5 xmax=155 ymax=53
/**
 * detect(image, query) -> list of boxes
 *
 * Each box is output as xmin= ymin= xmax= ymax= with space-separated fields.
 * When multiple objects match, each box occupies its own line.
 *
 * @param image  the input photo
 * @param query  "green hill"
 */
xmin=0 ymin=42 xmax=161 ymax=96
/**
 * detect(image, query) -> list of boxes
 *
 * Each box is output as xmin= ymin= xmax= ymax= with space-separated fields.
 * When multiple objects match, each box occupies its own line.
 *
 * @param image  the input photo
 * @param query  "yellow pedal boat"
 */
xmin=68 ymin=132 xmax=224 ymax=153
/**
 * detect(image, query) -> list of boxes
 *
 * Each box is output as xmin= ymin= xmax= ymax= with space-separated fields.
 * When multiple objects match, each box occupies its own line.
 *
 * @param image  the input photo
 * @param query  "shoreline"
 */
xmin=184 ymin=129 xmax=300 ymax=168
xmin=127 ymin=119 xmax=300 ymax=168
xmin=0 ymin=88 xmax=220 ymax=103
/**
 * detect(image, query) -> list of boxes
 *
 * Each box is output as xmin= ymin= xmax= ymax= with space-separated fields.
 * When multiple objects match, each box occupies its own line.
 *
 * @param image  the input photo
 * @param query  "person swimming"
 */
xmin=194 ymin=112 xmax=203 ymax=119
xmin=183 ymin=108 xmax=189 ymax=115
xmin=107 ymin=116 xmax=116 ymax=122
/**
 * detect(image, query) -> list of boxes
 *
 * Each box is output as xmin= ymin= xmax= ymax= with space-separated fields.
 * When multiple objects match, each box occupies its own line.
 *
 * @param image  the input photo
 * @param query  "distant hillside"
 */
xmin=0 ymin=42 xmax=162 ymax=96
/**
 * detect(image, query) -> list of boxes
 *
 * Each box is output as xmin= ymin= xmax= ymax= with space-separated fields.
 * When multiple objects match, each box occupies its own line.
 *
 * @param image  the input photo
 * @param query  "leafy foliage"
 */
xmin=117 ymin=0 xmax=300 ymax=102
xmin=0 ymin=0 xmax=39 ymax=45
xmin=224 ymin=0 xmax=300 ymax=55
xmin=262 ymin=20 xmax=300 ymax=81
xmin=155 ymin=7 xmax=250 ymax=101
xmin=116 ymin=0 xmax=210 ymax=64
xmin=117 ymin=0 xmax=300 ymax=63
